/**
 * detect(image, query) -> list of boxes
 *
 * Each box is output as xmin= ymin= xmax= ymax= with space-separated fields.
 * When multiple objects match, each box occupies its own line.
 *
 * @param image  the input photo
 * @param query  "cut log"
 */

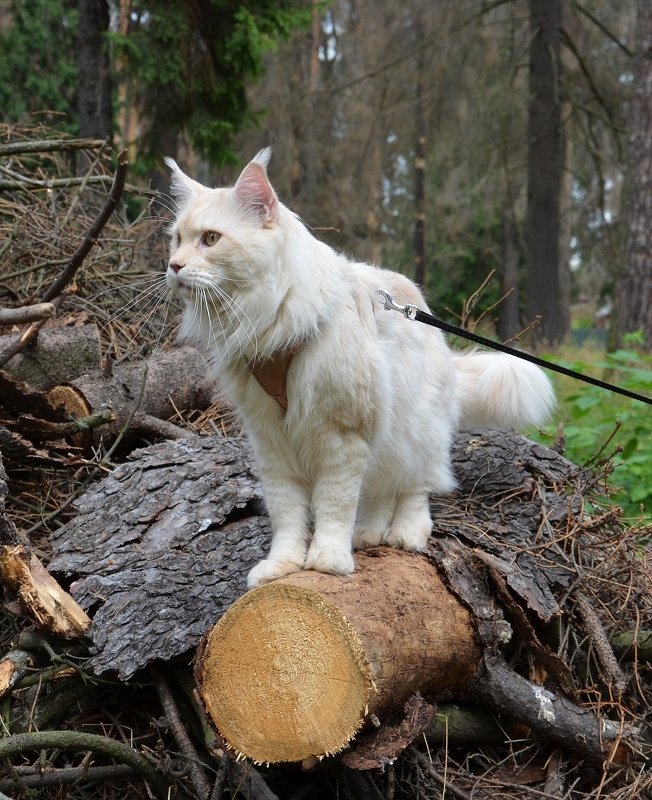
xmin=47 ymin=346 xmax=217 ymax=443
xmin=0 ymin=324 xmax=101 ymax=388
xmin=195 ymin=547 xmax=481 ymax=763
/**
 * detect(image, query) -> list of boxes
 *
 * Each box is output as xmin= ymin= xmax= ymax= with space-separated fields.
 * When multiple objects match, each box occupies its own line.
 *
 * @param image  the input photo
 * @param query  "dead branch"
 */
xmin=0 ymin=731 xmax=172 ymax=798
xmin=0 ymin=764 xmax=137 ymax=794
xmin=467 ymin=652 xmax=625 ymax=765
xmin=0 ymin=303 xmax=55 ymax=326
xmin=41 ymin=150 xmax=129 ymax=303
xmin=0 ymin=137 xmax=105 ymax=157
xmin=576 ymin=592 xmax=628 ymax=696
xmin=152 ymin=666 xmax=212 ymax=800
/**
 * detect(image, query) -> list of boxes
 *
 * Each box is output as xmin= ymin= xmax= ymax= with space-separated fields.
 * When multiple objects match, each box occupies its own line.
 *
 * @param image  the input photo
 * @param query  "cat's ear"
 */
xmin=234 ymin=148 xmax=277 ymax=225
xmin=164 ymin=157 xmax=204 ymax=206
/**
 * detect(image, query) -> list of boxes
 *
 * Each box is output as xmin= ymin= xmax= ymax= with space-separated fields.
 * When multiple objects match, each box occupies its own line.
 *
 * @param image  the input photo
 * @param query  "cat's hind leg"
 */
xmin=384 ymin=490 xmax=432 ymax=552
xmin=353 ymin=493 xmax=396 ymax=549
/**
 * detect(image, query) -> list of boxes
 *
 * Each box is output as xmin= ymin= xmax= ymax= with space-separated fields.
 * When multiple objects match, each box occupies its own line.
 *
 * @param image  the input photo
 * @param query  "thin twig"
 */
xmin=41 ymin=150 xmax=128 ymax=303
xmin=0 ymin=303 xmax=55 ymax=325
xmin=152 ymin=666 xmax=212 ymax=800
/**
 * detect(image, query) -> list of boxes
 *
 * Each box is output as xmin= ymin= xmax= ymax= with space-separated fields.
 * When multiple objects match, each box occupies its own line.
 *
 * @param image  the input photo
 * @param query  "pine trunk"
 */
xmin=195 ymin=548 xmax=481 ymax=763
xmin=525 ymin=0 xmax=568 ymax=347
xmin=614 ymin=0 xmax=652 ymax=347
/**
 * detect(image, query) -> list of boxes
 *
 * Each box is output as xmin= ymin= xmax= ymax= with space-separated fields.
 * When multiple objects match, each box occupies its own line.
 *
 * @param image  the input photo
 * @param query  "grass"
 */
xmin=530 ymin=335 xmax=652 ymax=522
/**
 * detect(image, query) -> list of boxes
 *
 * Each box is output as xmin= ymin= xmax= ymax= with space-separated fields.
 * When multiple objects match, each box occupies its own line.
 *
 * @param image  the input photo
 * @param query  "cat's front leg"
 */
xmin=247 ymin=476 xmax=310 ymax=588
xmin=305 ymin=435 xmax=368 ymax=576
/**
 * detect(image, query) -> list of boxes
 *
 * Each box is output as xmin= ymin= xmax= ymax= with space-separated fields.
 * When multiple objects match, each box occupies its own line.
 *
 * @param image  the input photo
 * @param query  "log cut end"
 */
xmin=195 ymin=583 xmax=375 ymax=763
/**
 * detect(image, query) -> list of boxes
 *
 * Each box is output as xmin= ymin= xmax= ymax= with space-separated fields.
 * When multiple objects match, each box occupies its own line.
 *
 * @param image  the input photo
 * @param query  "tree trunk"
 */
xmin=76 ymin=0 xmax=112 ymax=144
xmin=0 ymin=325 xmax=102 ymax=389
xmin=525 ymin=0 xmax=569 ymax=347
xmin=195 ymin=548 xmax=481 ymax=763
xmin=413 ymin=22 xmax=427 ymax=289
xmin=614 ymin=0 xmax=652 ymax=348
xmin=498 ymin=211 xmax=520 ymax=340
xmin=47 ymin=347 xmax=216 ymax=444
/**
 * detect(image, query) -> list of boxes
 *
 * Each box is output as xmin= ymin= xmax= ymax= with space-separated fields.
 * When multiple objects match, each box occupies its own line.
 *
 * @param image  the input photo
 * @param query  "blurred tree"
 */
xmin=614 ymin=0 xmax=652 ymax=348
xmin=0 ymin=0 xmax=309 ymax=171
xmin=525 ymin=0 xmax=568 ymax=347
xmin=0 ymin=0 xmax=77 ymax=127
xmin=111 ymin=0 xmax=312 ymax=176
xmin=77 ymin=0 xmax=112 ymax=142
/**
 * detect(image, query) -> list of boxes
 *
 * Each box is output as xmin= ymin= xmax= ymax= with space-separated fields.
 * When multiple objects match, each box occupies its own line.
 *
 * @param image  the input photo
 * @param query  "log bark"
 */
xmin=47 ymin=346 xmax=216 ymax=443
xmin=48 ymin=429 xmax=578 ymax=678
xmin=195 ymin=548 xmax=481 ymax=763
xmin=0 ymin=325 xmax=101 ymax=389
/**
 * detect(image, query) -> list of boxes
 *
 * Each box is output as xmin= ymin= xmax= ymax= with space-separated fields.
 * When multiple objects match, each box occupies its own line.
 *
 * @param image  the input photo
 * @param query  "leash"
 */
xmin=376 ymin=289 xmax=652 ymax=407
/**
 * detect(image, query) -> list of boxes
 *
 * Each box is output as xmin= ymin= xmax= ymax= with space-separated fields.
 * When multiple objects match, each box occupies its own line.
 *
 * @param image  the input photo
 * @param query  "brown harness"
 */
xmin=247 ymin=341 xmax=305 ymax=412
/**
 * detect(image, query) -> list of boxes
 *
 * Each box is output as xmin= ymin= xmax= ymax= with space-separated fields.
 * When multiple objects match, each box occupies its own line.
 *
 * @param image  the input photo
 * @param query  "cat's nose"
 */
xmin=169 ymin=262 xmax=184 ymax=274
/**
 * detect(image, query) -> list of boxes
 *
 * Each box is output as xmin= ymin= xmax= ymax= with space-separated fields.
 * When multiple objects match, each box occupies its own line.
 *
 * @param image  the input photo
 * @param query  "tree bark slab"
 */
xmin=48 ymin=429 xmax=578 ymax=681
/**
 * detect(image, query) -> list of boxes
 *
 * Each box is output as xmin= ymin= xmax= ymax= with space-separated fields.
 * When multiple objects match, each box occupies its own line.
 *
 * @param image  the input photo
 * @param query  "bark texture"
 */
xmin=48 ymin=429 xmax=579 ymax=679
xmin=0 ymin=325 xmax=101 ymax=389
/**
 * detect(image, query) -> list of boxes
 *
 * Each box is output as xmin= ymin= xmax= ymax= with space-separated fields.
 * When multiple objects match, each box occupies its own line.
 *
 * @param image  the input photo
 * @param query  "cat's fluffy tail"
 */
xmin=452 ymin=351 xmax=555 ymax=430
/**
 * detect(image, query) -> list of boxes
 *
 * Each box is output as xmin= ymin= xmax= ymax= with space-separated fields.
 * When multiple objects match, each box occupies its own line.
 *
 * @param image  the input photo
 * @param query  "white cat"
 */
xmin=165 ymin=149 xmax=554 ymax=588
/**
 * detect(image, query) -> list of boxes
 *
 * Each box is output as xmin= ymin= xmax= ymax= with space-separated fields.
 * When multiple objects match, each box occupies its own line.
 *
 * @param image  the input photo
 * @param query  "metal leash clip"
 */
xmin=376 ymin=288 xmax=418 ymax=320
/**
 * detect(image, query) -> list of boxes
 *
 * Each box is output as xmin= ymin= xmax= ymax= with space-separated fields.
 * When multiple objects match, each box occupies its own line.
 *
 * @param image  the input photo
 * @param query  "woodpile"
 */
xmin=0 ymin=124 xmax=650 ymax=800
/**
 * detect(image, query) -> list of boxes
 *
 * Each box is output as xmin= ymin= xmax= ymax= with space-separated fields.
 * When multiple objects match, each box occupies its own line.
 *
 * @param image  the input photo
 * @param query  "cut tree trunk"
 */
xmin=0 ymin=325 xmax=101 ymax=389
xmin=47 ymin=346 xmax=216 ymax=444
xmin=195 ymin=548 xmax=481 ymax=763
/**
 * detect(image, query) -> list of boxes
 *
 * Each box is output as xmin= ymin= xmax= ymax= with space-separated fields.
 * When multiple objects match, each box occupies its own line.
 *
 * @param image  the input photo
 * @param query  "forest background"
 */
xmin=0 ymin=0 xmax=650 ymax=518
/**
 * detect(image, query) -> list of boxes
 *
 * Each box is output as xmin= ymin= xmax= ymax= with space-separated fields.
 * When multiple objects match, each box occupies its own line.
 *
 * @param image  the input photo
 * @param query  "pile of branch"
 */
xmin=1 ymin=126 xmax=651 ymax=800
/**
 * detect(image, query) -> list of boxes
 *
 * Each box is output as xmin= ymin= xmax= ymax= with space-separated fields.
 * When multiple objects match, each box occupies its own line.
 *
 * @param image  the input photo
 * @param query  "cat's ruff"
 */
xmin=165 ymin=149 xmax=555 ymax=588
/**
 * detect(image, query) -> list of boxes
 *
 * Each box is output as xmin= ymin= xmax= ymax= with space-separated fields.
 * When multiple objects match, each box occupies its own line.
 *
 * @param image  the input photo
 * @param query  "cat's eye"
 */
xmin=202 ymin=230 xmax=221 ymax=247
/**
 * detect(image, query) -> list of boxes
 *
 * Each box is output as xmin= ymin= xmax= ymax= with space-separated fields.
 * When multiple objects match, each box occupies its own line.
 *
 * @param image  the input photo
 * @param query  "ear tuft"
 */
xmin=165 ymin=157 xmax=204 ymax=207
xmin=252 ymin=147 xmax=272 ymax=169
xmin=234 ymin=151 xmax=277 ymax=224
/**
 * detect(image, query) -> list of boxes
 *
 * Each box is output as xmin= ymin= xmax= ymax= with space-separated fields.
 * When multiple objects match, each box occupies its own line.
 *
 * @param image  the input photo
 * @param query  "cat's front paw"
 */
xmin=304 ymin=544 xmax=355 ymax=576
xmin=247 ymin=557 xmax=303 ymax=588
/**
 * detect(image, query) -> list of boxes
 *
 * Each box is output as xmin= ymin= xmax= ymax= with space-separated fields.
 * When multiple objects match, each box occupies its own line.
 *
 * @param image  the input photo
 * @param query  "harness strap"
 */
xmin=248 ymin=341 xmax=305 ymax=412
xmin=376 ymin=289 xmax=652 ymax=407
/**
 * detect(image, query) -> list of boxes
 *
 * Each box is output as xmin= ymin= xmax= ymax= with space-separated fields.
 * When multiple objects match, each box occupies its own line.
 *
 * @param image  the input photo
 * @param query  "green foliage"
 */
xmin=110 ymin=0 xmax=312 ymax=167
xmin=0 ymin=0 xmax=78 ymax=129
xmin=426 ymin=199 xmax=503 ymax=321
xmin=0 ymin=0 xmax=310 ymax=166
xmin=538 ymin=343 xmax=652 ymax=520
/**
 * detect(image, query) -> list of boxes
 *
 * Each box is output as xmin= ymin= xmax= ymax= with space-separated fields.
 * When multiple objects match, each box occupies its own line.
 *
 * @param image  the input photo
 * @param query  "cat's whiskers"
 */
xmin=211 ymin=283 xmax=259 ymax=361
xmin=95 ymin=276 xmax=169 ymax=338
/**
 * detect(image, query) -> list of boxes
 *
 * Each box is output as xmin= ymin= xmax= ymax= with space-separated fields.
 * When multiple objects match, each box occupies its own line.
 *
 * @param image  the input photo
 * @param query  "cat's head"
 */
xmin=165 ymin=148 xmax=282 ymax=302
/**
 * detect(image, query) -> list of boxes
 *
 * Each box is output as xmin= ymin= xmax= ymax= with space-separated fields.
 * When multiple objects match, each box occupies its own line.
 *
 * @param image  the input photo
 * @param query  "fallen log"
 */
xmin=195 ymin=548 xmax=481 ymax=763
xmin=0 ymin=324 xmax=101 ymax=388
xmin=46 ymin=346 xmax=216 ymax=444
xmin=46 ymin=429 xmax=650 ymax=772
